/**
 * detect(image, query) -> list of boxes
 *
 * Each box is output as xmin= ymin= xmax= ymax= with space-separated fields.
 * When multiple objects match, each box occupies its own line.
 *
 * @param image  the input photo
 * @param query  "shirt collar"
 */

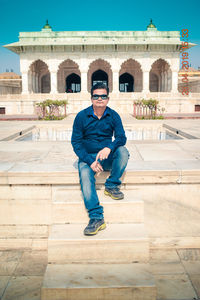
xmin=87 ymin=105 xmax=110 ymax=117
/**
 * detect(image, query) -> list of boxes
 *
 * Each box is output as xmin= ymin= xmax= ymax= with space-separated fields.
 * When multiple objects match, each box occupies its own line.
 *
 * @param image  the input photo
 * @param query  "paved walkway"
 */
xmin=0 ymin=248 xmax=199 ymax=300
xmin=0 ymin=116 xmax=200 ymax=173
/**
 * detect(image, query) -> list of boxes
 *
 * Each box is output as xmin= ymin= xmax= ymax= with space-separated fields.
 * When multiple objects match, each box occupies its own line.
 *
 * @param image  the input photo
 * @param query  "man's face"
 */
xmin=91 ymin=88 xmax=109 ymax=110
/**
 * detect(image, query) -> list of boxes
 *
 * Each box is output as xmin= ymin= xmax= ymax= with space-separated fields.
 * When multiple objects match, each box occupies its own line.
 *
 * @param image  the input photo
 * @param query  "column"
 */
xmin=21 ymin=72 xmax=29 ymax=94
xmin=171 ymin=71 xmax=179 ymax=93
xmin=35 ymin=74 xmax=39 ymax=93
xmin=142 ymin=70 xmax=150 ymax=92
xmin=161 ymin=71 xmax=164 ymax=92
xmin=50 ymin=71 xmax=58 ymax=94
xmin=81 ymin=71 xmax=88 ymax=92
xmin=164 ymin=71 xmax=167 ymax=92
xmin=163 ymin=71 xmax=165 ymax=91
xmin=112 ymin=70 xmax=119 ymax=93
xmin=32 ymin=72 xmax=36 ymax=93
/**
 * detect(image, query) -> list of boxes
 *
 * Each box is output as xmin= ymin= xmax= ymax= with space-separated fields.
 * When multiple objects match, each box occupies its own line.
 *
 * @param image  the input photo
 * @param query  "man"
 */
xmin=71 ymin=82 xmax=130 ymax=236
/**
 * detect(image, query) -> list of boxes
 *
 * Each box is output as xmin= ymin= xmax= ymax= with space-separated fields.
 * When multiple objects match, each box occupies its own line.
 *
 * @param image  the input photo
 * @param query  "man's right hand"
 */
xmin=90 ymin=161 xmax=103 ymax=173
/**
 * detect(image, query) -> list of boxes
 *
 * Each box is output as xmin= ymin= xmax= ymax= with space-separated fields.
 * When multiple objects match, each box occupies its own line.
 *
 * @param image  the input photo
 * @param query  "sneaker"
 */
xmin=84 ymin=218 xmax=106 ymax=236
xmin=104 ymin=187 xmax=124 ymax=200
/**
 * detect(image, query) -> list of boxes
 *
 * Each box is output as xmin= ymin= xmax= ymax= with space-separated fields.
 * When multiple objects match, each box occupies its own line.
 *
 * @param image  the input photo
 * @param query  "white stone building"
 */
xmin=2 ymin=20 xmax=200 ymax=115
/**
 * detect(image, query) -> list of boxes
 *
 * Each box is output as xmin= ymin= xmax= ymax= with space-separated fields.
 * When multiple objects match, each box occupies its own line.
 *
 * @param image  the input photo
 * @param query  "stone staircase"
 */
xmin=41 ymin=187 xmax=157 ymax=299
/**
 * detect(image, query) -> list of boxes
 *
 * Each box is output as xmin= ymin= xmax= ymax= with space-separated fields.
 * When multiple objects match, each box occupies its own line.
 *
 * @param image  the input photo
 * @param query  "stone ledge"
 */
xmin=0 ymin=168 xmax=200 ymax=184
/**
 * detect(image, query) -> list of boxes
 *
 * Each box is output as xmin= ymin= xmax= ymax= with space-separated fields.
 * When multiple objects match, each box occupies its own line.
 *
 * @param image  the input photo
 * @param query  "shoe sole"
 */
xmin=84 ymin=223 xmax=106 ymax=236
xmin=104 ymin=190 xmax=124 ymax=200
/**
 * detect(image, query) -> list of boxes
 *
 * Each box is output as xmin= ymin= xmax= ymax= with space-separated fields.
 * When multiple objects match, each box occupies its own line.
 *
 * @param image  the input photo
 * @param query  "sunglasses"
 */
xmin=92 ymin=94 xmax=108 ymax=100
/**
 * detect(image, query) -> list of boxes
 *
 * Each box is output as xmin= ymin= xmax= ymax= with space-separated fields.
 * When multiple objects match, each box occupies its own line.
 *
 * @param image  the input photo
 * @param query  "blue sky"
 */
xmin=0 ymin=0 xmax=199 ymax=74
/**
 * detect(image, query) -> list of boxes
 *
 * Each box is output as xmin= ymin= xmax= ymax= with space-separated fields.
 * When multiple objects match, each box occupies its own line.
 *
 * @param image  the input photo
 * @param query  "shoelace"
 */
xmin=111 ymin=187 xmax=120 ymax=192
xmin=89 ymin=218 xmax=98 ymax=225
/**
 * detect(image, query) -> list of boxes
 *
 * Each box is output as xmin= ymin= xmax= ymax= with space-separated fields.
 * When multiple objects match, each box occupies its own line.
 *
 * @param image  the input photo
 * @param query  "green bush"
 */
xmin=134 ymin=98 xmax=165 ymax=119
xmin=36 ymin=99 xmax=68 ymax=120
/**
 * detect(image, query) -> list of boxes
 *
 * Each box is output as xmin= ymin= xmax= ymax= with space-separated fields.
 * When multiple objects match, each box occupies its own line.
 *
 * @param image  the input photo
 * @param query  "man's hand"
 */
xmin=96 ymin=147 xmax=111 ymax=161
xmin=90 ymin=161 xmax=103 ymax=173
xmin=90 ymin=148 xmax=111 ymax=175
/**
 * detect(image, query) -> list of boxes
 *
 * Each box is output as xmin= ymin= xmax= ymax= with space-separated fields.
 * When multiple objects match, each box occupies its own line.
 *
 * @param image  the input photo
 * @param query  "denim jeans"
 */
xmin=78 ymin=146 xmax=130 ymax=220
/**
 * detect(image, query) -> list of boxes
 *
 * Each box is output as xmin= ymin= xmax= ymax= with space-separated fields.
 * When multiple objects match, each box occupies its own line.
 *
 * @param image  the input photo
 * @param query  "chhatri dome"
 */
xmin=147 ymin=19 xmax=157 ymax=30
xmin=42 ymin=20 xmax=52 ymax=30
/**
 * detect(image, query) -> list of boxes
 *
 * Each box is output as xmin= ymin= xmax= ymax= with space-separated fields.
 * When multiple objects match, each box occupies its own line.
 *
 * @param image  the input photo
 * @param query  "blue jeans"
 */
xmin=78 ymin=146 xmax=130 ymax=220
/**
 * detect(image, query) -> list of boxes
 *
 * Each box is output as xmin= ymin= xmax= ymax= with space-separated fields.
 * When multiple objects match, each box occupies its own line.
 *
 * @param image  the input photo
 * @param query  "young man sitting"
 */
xmin=71 ymin=82 xmax=130 ymax=236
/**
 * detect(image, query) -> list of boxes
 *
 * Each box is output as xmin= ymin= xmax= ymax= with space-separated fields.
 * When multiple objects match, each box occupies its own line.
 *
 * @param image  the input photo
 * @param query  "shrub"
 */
xmin=134 ymin=98 xmax=165 ymax=119
xmin=35 ymin=99 xmax=68 ymax=120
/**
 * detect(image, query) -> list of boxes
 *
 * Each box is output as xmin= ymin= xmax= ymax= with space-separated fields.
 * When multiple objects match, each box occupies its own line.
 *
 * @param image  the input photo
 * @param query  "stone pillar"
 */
xmin=171 ymin=70 xmax=179 ymax=93
xmin=81 ymin=71 xmax=88 ymax=92
xmin=168 ymin=72 xmax=172 ymax=92
xmin=161 ymin=71 xmax=164 ymax=92
xmin=113 ymin=70 xmax=119 ymax=93
xmin=142 ymin=70 xmax=150 ymax=92
xmin=35 ymin=74 xmax=39 ymax=93
xmin=50 ymin=71 xmax=58 ymax=94
xmin=33 ymin=72 xmax=37 ymax=93
xmin=21 ymin=72 xmax=29 ymax=94
xmin=163 ymin=71 xmax=165 ymax=92
xmin=164 ymin=71 xmax=168 ymax=92
xmin=167 ymin=71 xmax=170 ymax=92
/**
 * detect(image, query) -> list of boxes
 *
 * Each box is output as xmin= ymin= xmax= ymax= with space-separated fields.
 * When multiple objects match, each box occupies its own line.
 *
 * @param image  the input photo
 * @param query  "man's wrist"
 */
xmin=105 ymin=147 xmax=112 ymax=152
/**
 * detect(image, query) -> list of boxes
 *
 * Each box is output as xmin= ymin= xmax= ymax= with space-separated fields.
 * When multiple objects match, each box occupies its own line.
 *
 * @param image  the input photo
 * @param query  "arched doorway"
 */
xmin=91 ymin=70 xmax=108 ymax=87
xmin=57 ymin=59 xmax=81 ymax=93
xmin=28 ymin=60 xmax=50 ymax=93
xmin=150 ymin=59 xmax=172 ymax=92
xmin=66 ymin=73 xmax=81 ymax=93
xmin=119 ymin=59 xmax=142 ymax=92
xmin=119 ymin=73 xmax=134 ymax=92
xmin=87 ymin=59 xmax=113 ymax=92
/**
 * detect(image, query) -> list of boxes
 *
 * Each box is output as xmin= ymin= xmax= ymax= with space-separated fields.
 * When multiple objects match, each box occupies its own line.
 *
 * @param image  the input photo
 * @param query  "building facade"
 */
xmin=2 ymin=20 xmax=199 ymax=115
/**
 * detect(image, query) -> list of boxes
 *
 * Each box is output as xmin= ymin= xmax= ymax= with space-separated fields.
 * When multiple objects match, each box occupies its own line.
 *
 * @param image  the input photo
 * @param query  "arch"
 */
xmin=88 ymin=59 xmax=112 ymax=92
xmin=57 ymin=59 xmax=81 ymax=93
xmin=119 ymin=59 xmax=142 ymax=92
xmin=91 ymin=70 xmax=108 ymax=87
xmin=66 ymin=73 xmax=81 ymax=93
xmin=150 ymin=58 xmax=172 ymax=92
xmin=119 ymin=72 xmax=134 ymax=92
xmin=28 ymin=60 xmax=50 ymax=93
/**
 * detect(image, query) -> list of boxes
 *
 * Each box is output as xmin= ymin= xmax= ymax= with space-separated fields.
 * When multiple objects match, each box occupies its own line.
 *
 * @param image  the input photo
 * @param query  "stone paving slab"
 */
xmin=0 ymin=251 xmax=23 ymax=276
xmin=154 ymin=273 xmax=198 ymax=299
xmin=13 ymin=250 xmax=48 ymax=276
xmin=150 ymin=249 xmax=180 ymax=263
xmin=189 ymin=275 xmax=200 ymax=298
xmin=1 ymin=275 xmax=43 ymax=300
xmin=0 ymin=276 xmax=10 ymax=299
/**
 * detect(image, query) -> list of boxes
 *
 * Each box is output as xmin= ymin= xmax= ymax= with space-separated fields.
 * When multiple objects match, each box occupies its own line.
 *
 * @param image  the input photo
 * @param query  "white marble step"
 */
xmin=41 ymin=263 xmax=156 ymax=300
xmin=48 ymin=223 xmax=149 ymax=263
xmin=52 ymin=190 xmax=144 ymax=223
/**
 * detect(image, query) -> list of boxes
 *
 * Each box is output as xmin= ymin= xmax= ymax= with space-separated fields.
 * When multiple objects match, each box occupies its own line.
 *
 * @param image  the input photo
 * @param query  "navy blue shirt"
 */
xmin=71 ymin=104 xmax=127 ymax=166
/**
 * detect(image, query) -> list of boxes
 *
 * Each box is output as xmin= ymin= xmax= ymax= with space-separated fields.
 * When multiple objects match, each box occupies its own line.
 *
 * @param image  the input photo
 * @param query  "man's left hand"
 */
xmin=96 ymin=147 xmax=111 ymax=161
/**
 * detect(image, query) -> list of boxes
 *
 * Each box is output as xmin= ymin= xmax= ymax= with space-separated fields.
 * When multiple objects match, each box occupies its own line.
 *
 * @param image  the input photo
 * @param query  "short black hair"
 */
xmin=91 ymin=82 xmax=109 ymax=97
